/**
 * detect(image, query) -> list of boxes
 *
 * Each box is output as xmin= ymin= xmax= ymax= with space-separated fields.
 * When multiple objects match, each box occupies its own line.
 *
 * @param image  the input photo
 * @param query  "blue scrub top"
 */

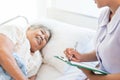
xmin=96 ymin=7 xmax=120 ymax=74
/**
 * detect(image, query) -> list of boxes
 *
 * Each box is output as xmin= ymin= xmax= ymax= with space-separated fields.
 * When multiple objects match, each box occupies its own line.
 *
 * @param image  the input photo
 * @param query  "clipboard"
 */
xmin=54 ymin=56 xmax=108 ymax=75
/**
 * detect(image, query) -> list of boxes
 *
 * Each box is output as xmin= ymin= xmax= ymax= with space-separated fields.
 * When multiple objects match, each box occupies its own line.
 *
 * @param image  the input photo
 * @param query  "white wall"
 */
xmin=0 ymin=0 xmax=99 ymax=30
xmin=36 ymin=0 xmax=47 ymax=19
xmin=45 ymin=0 xmax=99 ymax=30
xmin=0 ymin=0 xmax=40 ymax=23
xmin=47 ymin=8 xmax=98 ymax=30
xmin=52 ymin=0 xmax=100 ymax=18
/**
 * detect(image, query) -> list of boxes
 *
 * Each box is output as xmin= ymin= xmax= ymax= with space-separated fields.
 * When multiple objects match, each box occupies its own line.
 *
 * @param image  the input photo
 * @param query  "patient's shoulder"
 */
xmin=0 ymin=33 xmax=13 ymax=44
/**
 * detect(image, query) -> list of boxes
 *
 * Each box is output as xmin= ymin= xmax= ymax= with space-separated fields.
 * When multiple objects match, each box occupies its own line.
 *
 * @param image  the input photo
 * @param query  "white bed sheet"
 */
xmin=36 ymin=63 xmax=88 ymax=80
xmin=36 ymin=63 xmax=61 ymax=80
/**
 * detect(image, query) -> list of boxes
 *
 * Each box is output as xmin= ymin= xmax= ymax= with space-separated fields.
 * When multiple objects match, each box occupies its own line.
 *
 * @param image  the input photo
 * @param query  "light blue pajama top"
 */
xmin=96 ymin=6 xmax=120 ymax=74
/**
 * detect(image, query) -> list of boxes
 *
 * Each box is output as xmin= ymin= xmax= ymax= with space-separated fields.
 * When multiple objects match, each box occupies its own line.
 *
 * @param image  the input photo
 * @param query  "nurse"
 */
xmin=64 ymin=0 xmax=120 ymax=80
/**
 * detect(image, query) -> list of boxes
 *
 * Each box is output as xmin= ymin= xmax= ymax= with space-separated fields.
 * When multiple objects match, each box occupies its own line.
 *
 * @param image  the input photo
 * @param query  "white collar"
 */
xmin=99 ymin=6 xmax=120 ymax=34
xmin=107 ymin=6 xmax=120 ymax=33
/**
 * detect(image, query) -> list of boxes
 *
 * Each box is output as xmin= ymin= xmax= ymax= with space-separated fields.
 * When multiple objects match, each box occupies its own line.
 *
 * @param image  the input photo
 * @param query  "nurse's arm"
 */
xmin=80 ymin=68 xmax=120 ymax=80
xmin=80 ymin=50 xmax=98 ymax=62
xmin=0 ymin=34 xmax=27 ymax=80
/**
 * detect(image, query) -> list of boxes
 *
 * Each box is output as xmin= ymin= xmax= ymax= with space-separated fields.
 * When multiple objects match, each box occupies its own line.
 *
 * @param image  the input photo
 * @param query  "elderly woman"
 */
xmin=0 ymin=24 xmax=51 ymax=80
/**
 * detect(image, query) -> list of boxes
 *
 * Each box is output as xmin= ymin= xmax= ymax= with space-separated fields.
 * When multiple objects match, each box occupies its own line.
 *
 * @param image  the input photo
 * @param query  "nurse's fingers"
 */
xmin=64 ymin=48 xmax=75 ymax=60
xmin=66 ymin=48 xmax=74 ymax=54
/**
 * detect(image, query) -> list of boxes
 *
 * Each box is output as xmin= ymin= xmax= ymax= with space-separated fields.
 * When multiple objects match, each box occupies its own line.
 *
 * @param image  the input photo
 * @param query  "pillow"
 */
xmin=40 ymin=19 xmax=96 ymax=73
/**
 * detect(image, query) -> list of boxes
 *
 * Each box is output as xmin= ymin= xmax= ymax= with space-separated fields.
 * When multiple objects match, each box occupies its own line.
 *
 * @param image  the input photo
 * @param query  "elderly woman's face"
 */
xmin=29 ymin=28 xmax=50 ymax=52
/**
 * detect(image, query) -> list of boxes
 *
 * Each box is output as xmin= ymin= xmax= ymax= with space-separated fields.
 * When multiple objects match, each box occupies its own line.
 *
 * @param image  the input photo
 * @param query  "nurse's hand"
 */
xmin=64 ymin=48 xmax=83 ymax=62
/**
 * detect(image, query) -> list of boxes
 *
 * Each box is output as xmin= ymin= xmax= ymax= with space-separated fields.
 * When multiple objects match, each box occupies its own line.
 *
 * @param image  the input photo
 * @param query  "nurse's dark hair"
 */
xmin=29 ymin=24 xmax=52 ymax=42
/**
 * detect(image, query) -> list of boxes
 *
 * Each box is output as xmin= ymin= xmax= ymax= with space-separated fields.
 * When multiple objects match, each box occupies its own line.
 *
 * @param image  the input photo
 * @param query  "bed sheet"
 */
xmin=36 ymin=63 xmax=88 ymax=80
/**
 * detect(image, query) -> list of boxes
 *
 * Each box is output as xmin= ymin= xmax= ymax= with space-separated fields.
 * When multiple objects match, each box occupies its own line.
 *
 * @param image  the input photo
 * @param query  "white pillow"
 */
xmin=40 ymin=19 xmax=96 ymax=73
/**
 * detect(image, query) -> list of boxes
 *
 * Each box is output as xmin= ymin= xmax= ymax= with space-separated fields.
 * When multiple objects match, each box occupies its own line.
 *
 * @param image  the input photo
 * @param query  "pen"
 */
xmin=74 ymin=41 xmax=78 ymax=51
xmin=69 ymin=42 xmax=78 ymax=61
